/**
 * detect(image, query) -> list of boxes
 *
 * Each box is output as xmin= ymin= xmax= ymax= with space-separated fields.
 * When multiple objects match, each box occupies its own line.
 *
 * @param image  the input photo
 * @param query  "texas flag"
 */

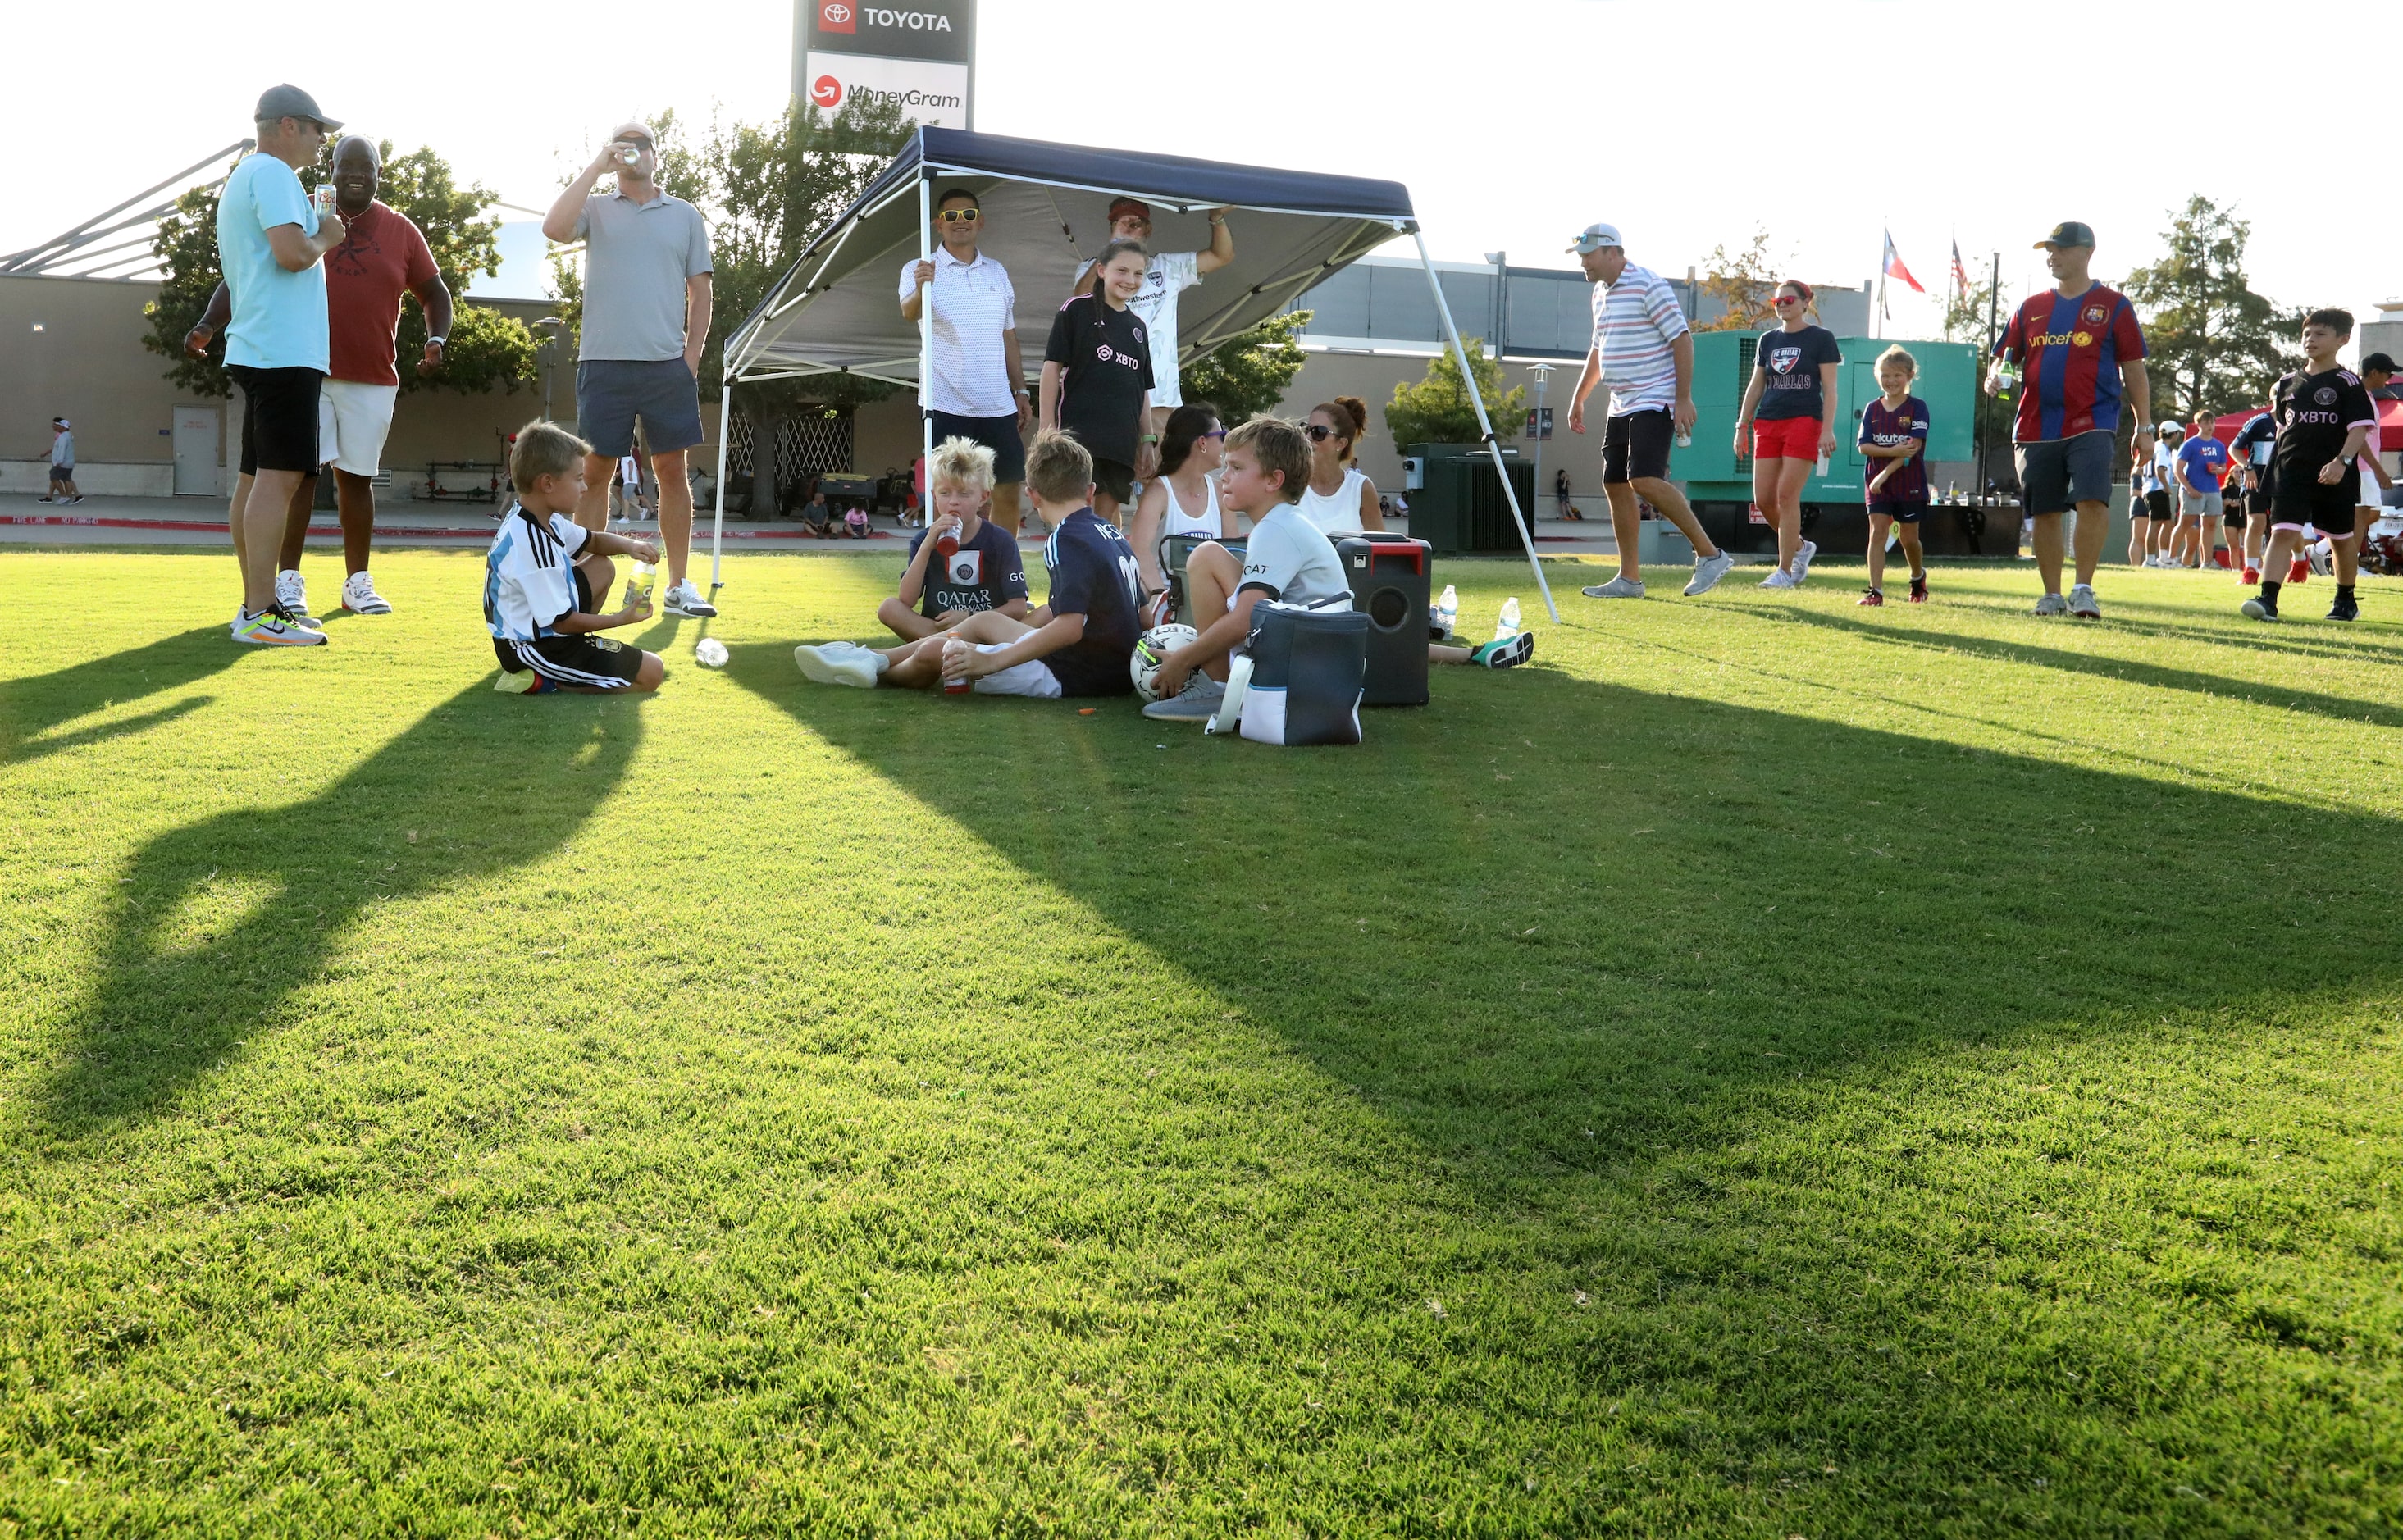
xmin=1882 ymin=230 xmax=1926 ymax=294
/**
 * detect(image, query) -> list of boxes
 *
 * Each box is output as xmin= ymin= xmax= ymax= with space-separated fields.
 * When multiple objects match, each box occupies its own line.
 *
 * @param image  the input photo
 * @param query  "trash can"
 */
xmin=1403 ymin=443 xmax=1534 ymax=555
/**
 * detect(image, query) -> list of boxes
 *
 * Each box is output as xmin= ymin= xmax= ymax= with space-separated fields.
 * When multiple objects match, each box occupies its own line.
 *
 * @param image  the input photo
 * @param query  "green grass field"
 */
xmin=3 ymin=546 xmax=2399 ymax=1537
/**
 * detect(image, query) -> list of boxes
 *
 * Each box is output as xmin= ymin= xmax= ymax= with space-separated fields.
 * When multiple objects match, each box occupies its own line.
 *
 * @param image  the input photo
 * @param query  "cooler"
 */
xmin=1337 ymin=535 xmax=1431 ymax=707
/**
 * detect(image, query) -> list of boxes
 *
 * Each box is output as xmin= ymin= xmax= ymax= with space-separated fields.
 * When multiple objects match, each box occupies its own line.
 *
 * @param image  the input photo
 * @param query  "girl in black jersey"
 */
xmin=1041 ymin=239 xmax=1157 ymax=528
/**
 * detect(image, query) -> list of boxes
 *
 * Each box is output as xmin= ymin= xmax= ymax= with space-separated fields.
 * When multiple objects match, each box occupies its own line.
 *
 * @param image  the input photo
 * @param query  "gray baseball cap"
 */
xmin=254 ymin=84 xmax=341 ymax=131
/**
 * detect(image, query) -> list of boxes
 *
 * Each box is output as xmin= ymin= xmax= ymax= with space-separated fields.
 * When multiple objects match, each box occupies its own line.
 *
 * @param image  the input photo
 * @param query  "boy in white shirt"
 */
xmin=487 ymin=421 xmax=666 ymax=694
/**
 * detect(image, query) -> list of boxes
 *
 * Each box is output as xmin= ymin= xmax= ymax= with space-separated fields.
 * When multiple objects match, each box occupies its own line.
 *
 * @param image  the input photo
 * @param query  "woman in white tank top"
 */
xmin=1296 ymin=398 xmax=1386 ymax=537
xmin=1129 ymin=403 xmax=1229 ymax=598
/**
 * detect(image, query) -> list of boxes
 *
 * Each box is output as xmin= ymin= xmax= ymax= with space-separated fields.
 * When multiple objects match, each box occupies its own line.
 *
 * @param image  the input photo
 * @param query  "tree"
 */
xmin=1694 ymin=228 xmax=1786 ymax=333
xmin=1180 ymin=310 xmax=1311 ymax=423
xmin=1383 ymin=338 xmax=1525 ymax=448
xmin=143 ymin=142 xmax=539 ymax=398
xmin=2124 ymin=197 xmax=2300 ymax=418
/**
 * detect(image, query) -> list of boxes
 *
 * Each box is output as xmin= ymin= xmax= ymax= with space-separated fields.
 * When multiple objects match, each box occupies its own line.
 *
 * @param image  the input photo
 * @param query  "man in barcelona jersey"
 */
xmin=1990 ymin=221 xmax=2153 ymax=619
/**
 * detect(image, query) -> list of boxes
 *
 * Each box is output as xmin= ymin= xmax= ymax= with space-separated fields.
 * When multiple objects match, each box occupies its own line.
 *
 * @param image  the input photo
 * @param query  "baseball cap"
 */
xmin=2036 ymin=221 xmax=2096 ymax=249
xmin=254 ymin=84 xmax=341 ymax=131
xmin=2158 ymin=419 xmax=2184 ymax=435
xmin=52 ymin=417 xmax=68 ymax=429
xmin=1106 ymin=198 xmax=1151 ymax=222
xmin=1566 ymin=222 xmax=1624 ymax=255
xmin=2362 ymin=351 xmax=2400 ymax=373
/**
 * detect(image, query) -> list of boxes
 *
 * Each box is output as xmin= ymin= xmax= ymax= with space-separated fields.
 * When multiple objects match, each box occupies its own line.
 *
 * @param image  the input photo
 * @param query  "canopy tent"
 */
xmin=709 ymin=126 xmax=1556 ymax=619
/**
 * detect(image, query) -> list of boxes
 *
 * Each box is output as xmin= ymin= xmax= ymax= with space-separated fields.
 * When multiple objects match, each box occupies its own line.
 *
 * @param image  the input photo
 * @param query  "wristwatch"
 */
xmin=1140 ymin=434 xmax=1160 ymax=444
xmin=426 ymin=335 xmax=447 ymax=347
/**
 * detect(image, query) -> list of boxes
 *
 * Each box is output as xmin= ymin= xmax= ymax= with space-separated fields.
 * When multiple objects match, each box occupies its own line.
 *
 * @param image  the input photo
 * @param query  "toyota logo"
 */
xmin=823 ymin=2 xmax=851 ymax=21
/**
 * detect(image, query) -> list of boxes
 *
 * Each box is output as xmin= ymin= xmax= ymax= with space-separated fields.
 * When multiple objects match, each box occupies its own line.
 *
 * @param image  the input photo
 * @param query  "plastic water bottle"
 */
xmin=1494 ymin=597 xmax=1521 ymax=642
xmin=622 ymin=558 xmax=654 ymax=612
xmin=942 ymin=638 xmax=973 ymax=695
xmin=1433 ymin=584 xmax=1458 ymax=640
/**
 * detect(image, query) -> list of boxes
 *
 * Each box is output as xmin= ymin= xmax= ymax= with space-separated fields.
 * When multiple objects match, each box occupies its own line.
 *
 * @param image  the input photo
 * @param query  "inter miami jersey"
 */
xmin=1858 ymin=394 xmax=1931 ymax=501
xmin=1995 ymin=284 xmax=2147 ymax=443
xmin=2270 ymin=367 xmax=2377 ymax=488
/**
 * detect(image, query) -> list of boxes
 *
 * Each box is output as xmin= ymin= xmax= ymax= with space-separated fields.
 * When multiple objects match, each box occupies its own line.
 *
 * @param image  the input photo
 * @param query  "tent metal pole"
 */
xmin=1409 ymin=228 xmax=1558 ymax=623
xmin=918 ymin=168 xmax=934 ymax=487
xmin=709 ymin=364 xmax=730 ymax=594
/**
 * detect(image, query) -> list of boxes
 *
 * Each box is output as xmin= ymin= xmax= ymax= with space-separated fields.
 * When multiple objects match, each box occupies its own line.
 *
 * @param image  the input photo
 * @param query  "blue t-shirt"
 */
xmin=1040 ymin=509 xmax=1143 ymax=697
xmin=905 ymin=518 xmax=1028 ymax=619
xmin=1754 ymin=325 xmax=1842 ymax=421
xmin=216 ymin=152 xmax=328 ymax=372
xmin=1858 ymin=394 xmax=1930 ymax=503
xmin=2176 ymin=435 xmax=2229 ymax=494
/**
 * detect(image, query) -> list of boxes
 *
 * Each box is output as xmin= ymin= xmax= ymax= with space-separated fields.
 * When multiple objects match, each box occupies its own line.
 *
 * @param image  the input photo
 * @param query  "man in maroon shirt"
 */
xmin=191 ymin=135 xmax=451 ymax=617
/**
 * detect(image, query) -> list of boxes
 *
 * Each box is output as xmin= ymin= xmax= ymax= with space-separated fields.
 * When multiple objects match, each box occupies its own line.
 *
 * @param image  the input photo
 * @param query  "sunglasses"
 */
xmin=1302 ymin=424 xmax=1336 ymax=442
xmin=938 ymin=207 xmax=981 ymax=223
xmin=1199 ymin=428 xmax=1227 ymax=440
xmin=1771 ymin=294 xmax=1803 ymax=306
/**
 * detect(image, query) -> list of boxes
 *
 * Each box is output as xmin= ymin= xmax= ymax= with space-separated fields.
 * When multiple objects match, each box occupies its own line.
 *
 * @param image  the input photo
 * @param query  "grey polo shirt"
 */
xmin=572 ymin=189 xmax=714 ymax=362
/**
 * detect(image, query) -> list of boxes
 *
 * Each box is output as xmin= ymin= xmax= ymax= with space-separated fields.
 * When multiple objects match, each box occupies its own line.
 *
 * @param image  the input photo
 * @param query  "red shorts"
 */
xmin=1751 ymin=416 xmax=1822 ymax=462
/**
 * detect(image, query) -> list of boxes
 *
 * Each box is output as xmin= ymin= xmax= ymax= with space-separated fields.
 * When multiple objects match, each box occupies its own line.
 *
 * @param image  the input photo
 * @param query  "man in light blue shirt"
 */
xmin=215 ymin=84 xmax=347 ymax=646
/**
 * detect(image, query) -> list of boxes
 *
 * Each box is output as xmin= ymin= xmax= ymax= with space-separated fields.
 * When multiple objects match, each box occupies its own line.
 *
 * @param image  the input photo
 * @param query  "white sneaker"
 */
xmin=1758 ymin=568 xmax=1799 ymax=590
xmin=2032 ymin=592 xmax=2070 ymax=616
xmin=1791 ymin=540 xmax=1818 ymax=583
xmin=340 ymin=572 xmax=393 ymax=615
xmin=275 ymin=569 xmax=309 ymax=617
xmin=1684 ymin=550 xmax=1736 ymax=596
xmin=1582 ymin=576 xmax=1644 ymax=599
xmin=665 ymin=580 xmax=718 ymax=618
xmin=2068 ymin=583 xmax=2101 ymax=619
xmin=793 ymin=643 xmax=878 ymax=688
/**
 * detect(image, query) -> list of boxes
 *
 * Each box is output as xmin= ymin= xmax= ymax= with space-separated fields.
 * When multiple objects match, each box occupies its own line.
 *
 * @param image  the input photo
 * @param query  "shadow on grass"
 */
xmin=0 ymin=626 xmax=247 ymax=766
xmin=720 ymin=637 xmax=2401 ymax=1164
xmin=37 ymin=682 xmax=642 ymax=1133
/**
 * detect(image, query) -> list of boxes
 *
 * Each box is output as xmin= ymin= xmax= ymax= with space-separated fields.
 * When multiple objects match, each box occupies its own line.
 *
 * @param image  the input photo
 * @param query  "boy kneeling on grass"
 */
xmin=875 ymin=436 xmax=1030 ymax=642
xmin=487 ymin=421 xmax=668 ymax=695
xmin=1142 ymin=417 xmax=1533 ymax=722
xmin=793 ymin=430 xmax=1142 ymax=698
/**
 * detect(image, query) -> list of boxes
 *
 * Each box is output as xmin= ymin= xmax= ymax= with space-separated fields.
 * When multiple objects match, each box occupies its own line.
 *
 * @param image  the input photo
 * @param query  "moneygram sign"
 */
xmin=796 ymin=0 xmax=974 ymax=128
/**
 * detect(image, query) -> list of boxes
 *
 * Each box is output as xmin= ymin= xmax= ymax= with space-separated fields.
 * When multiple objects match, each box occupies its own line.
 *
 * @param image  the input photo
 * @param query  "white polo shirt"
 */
xmin=1590 ymin=262 xmax=1689 ymax=417
xmin=900 ymin=247 xmax=1019 ymax=420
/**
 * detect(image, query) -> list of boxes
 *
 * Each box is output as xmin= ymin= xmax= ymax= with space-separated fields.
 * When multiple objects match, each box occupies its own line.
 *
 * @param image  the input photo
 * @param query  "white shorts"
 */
xmin=968 ymin=643 xmax=1063 ymax=699
xmin=317 ymin=379 xmax=397 ymax=476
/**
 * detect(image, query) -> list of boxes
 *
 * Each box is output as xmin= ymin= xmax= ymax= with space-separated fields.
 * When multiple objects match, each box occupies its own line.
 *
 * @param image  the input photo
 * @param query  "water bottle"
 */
xmin=1494 ymin=597 xmax=1521 ymax=642
xmin=1433 ymin=583 xmax=1458 ymax=640
xmin=942 ymin=638 xmax=973 ymax=695
xmin=935 ymin=518 xmax=960 ymax=559
xmin=613 ymin=143 xmax=642 ymax=166
xmin=622 ymin=558 xmax=654 ymax=612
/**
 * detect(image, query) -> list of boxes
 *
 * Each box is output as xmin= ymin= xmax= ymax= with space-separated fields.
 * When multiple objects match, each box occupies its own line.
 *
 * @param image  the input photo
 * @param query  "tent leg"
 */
xmin=709 ymin=366 xmax=730 ymax=594
xmin=1410 ymin=227 xmax=1558 ymax=623
xmin=918 ymin=172 xmax=935 ymax=493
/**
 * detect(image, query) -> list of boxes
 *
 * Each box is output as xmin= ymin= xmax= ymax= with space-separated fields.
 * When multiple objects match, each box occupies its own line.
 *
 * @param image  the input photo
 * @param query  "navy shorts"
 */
xmin=2013 ymin=430 xmax=2113 ymax=516
xmin=575 ymin=358 xmax=704 ymax=458
xmin=929 ymin=410 xmax=1028 ymax=484
xmin=1867 ymin=497 xmax=1927 ymax=524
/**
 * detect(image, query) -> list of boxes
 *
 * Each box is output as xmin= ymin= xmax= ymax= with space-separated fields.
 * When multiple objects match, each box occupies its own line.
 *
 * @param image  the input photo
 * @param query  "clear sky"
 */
xmin=14 ymin=0 xmax=2396 ymax=349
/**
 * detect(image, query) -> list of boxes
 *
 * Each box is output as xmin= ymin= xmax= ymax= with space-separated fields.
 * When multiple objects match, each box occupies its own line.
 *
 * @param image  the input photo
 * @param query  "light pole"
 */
xmin=1482 ymin=249 xmax=1508 ymax=363
xmin=534 ymin=316 xmax=563 ymax=421
xmin=1525 ymin=362 xmax=1557 ymax=518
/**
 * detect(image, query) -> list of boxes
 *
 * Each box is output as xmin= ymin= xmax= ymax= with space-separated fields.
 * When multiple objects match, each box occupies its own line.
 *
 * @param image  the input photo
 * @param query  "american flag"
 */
xmin=1950 ymin=239 xmax=1971 ymax=301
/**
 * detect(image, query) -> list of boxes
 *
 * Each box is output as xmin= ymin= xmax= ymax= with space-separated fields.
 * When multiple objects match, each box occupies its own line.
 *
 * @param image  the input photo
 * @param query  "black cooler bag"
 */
xmin=1238 ymin=603 xmax=1368 ymax=746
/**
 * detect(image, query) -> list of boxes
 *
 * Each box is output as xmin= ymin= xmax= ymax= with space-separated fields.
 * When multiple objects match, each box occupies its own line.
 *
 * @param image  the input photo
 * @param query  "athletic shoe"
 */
xmin=792 ymin=643 xmax=878 ymax=688
xmin=493 ymin=668 xmax=557 ymax=695
xmin=2287 ymin=558 xmax=2310 ymax=585
xmin=665 ymin=581 xmax=718 ymax=618
xmin=1858 ymin=588 xmax=1884 ymax=607
xmin=1142 ymin=677 xmax=1227 ymax=720
xmin=1582 ymin=576 xmax=1644 ymax=599
xmin=2032 ymin=592 xmax=2069 ymax=616
xmin=1684 ymin=550 xmax=1736 ymax=596
xmin=1758 ymin=568 xmax=1799 ymax=590
xmin=2241 ymin=595 xmax=2278 ymax=622
xmin=2240 ymin=566 xmax=2260 ymax=585
xmin=1471 ymin=632 xmax=1534 ymax=669
xmin=2307 ymin=544 xmax=2334 ymax=577
xmin=66 ymin=496 xmax=84 ymax=505
xmin=1792 ymin=540 xmax=1819 ymax=582
xmin=2212 ymin=549 xmax=2232 ymax=570
xmin=230 ymin=604 xmax=326 ymax=646
xmin=1908 ymin=576 xmax=1928 ymax=604
xmin=275 ymin=569 xmax=309 ymax=618
xmin=340 ymin=572 xmax=394 ymax=615
xmin=2328 ymin=594 xmax=2360 ymax=622
xmin=236 ymin=600 xmax=320 ymax=632
xmin=35 ymin=496 xmax=54 ymax=504
xmin=2068 ymin=584 xmax=2101 ymax=619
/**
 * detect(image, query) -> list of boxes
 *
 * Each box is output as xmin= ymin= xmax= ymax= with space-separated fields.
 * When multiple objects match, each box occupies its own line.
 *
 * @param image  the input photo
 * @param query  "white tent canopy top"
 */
xmin=709 ymin=127 xmax=1553 ymax=619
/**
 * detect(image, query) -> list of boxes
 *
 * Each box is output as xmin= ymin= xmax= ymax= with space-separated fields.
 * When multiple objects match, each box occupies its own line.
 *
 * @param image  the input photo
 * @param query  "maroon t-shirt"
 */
xmin=326 ymin=200 xmax=438 ymax=386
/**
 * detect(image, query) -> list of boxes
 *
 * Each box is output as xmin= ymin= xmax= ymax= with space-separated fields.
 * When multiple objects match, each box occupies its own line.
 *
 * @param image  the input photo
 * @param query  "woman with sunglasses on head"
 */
xmin=1042 ymin=239 xmax=1157 ymax=527
xmin=1732 ymin=280 xmax=1843 ymax=587
xmin=1295 ymin=398 xmax=1385 ymax=537
xmin=1129 ymin=403 xmax=1228 ymax=600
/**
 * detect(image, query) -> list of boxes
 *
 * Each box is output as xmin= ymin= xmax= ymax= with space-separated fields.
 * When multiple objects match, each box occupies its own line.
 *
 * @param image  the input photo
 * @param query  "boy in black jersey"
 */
xmin=2241 ymin=310 xmax=2378 ymax=623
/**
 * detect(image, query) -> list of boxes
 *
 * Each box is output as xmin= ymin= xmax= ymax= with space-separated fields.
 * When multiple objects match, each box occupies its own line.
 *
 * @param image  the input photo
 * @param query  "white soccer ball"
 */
xmin=1129 ymin=622 xmax=1199 ymax=702
xmin=694 ymin=637 xmax=729 ymax=668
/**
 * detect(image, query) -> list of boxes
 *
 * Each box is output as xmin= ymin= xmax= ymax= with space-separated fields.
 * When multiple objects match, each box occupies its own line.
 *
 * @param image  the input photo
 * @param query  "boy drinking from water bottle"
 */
xmin=873 ymin=436 xmax=1030 ymax=641
xmin=487 ymin=421 xmax=668 ymax=694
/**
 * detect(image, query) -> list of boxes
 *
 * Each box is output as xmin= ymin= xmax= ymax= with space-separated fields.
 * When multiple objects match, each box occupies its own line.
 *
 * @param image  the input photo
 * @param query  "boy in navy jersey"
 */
xmin=794 ymin=431 xmax=1142 ymax=695
xmin=2241 ymin=310 xmax=2378 ymax=623
xmin=1857 ymin=345 xmax=1931 ymax=605
xmin=869 ymin=435 xmax=1029 ymax=642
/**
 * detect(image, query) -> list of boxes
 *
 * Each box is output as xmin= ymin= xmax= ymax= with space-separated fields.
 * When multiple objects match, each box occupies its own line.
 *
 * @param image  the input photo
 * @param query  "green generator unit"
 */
xmin=1401 ymin=443 xmax=1535 ymax=556
xmin=1672 ymin=334 xmax=1983 ymax=556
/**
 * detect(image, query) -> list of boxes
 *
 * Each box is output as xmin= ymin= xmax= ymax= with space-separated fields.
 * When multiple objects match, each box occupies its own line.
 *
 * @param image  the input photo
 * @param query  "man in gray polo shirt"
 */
xmin=544 ymin=120 xmax=717 ymax=617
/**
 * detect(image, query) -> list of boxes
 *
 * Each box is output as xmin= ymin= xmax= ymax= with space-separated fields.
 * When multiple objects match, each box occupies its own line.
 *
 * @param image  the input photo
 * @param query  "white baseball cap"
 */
xmin=1566 ymin=222 xmax=1624 ymax=255
xmin=2158 ymin=419 xmax=2185 ymax=435
xmin=52 ymin=417 xmax=69 ymax=429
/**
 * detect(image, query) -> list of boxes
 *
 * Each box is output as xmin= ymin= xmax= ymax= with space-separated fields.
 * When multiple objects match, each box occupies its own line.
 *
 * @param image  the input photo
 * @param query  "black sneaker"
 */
xmin=2240 ymin=595 xmax=2278 ymax=622
xmin=2328 ymin=595 xmax=2359 ymax=622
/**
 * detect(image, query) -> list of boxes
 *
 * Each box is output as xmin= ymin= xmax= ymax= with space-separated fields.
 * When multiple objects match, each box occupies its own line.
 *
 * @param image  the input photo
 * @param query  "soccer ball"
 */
xmin=694 ymin=637 xmax=729 ymax=668
xmin=1129 ymin=623 xmax=1199 ymax=702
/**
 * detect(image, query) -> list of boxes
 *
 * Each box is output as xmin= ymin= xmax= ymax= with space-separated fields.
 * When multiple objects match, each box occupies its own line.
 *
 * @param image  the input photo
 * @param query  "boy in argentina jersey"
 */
xmin=2241 ymin=308 xmax=2378 ymax=623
